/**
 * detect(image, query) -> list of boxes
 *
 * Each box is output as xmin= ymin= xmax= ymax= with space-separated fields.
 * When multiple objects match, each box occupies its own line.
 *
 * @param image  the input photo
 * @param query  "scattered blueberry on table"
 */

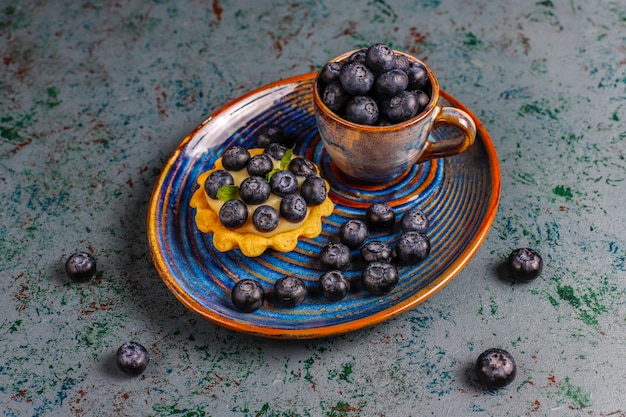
xmin=506 ymin=248 xmax=543 ymax=282
xmin=231 ymin=279 xmax=265 ymax=313
xmin=65 ymin=252 xmax=97 ymax=283
xmin=116 ymin=342 xmax=150 ymax=376
xmin=475 ymin=348 xmax=517 ymax=389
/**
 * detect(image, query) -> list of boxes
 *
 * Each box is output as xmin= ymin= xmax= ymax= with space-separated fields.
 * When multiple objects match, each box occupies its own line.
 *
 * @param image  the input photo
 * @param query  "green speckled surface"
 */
xmin=1 ymin=1 xmax=625 ymax=415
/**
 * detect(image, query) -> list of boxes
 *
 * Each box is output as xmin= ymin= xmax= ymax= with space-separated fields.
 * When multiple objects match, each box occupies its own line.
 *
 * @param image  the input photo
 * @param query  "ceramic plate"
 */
xmin=147 ymin=73 xmax=500 ymax=339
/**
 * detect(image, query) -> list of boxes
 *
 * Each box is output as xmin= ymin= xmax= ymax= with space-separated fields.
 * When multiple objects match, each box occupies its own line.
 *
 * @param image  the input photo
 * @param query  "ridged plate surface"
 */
xmin=147 ymin=73 xmax=500 ymax=339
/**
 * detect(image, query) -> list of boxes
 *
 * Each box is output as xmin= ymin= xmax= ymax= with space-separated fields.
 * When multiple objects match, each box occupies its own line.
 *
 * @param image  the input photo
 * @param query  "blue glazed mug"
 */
xmin=313 ymin=50 xmax=476 ymax=183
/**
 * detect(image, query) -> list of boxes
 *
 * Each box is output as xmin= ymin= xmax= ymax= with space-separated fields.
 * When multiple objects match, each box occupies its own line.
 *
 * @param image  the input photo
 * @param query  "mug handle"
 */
xmin=417 ymin=106 xmax=476 ymax=162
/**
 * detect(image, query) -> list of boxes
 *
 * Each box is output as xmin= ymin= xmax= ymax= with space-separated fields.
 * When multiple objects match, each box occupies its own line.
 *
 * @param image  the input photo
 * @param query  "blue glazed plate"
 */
xmin=147 ymin=73 xmax=500 ymax=339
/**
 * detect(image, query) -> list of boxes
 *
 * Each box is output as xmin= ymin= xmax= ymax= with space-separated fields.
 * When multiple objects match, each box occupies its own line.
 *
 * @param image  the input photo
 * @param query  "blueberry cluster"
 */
xmin=205 ymin=143 xmax=328 ymax=233
xmin=318 ymin=202 xmax=432 ymax=297
xmin=318 ymin=43 xmax=432 ymax=125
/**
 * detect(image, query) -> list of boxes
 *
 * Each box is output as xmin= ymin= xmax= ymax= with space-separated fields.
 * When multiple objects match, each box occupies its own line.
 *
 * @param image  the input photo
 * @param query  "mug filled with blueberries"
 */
xmin=313 ymin=43 xmax=477 ymax=183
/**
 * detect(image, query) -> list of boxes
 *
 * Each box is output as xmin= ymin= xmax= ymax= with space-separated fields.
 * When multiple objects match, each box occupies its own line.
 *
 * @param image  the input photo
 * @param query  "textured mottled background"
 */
xmin=1 ymin=1 xmax=626 ymax=416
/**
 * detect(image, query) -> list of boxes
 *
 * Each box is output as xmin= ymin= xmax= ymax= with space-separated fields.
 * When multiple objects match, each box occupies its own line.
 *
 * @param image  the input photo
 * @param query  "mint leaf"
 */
xmin=280 ymin=147 xmax=294 ymax=170
xmin=266 ymin=168 xmax=281 ymax=182
xmin=216 ymin=185 xmax=240 ymax=201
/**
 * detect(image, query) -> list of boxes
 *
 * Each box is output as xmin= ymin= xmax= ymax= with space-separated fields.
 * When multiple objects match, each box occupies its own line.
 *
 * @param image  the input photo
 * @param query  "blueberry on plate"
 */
xmin=321 ymin=81 xmax=350 ymax=114
xmin=280 ymin=193 xmax=307 ymax=223
xmin=340 ymin=61 xmax=375 ymax=96
xmin=319 ymin=242 xmax=352 ymax=270
xmin=116 ymin=341 xmax=150 ymax=376
xmin=406 ymin=61 xmax=429 ymax=91
xmin=219 ymin=199 xmax=248 ymax=229
xmin=204 ymin=169 xmax=234 ymax=199
xmin=319 ymin=270 xmax=350 ymax=301
xmin=344 ymin=96 xmax=379 ymax=125
xmin=247 ymin=153 xmax=274 ymax=177
xmin=65 ymin=252 xmax=97 ymax=282
xmin=362 ymin=262 xmax=399 ymax=295
xmin=379 ymin=91 xmax=420 ymax=123
xmin=274 ymin=275 xmax=307 ymax=308
xmin=239 ymin=176 xmax=271 ymax=205
xmin=360 ymin=241 xmax=393 ymax=264
xmin=256 ymin=124 xmax=287 ymax=148
xmin=269 ymin=169 xmax=298 ymax=197
xmin=365 ymin=43 xmax=396 ymax=74
xmin=320 ymin=61 xmax=343 ymax=84
xmin=222 ymin=146 xmax=250 ymax=171
xmin=374 ymin=68 xmax=409 ymax=97
xmin=400 ymin=208 xmax=429 ymax=233
xmin=366 ymin=203 xmax=396 ymax=231
xmin=475 ymin=348 xmax=517 ymax=389
xmin=288 ymin=157 xmax=317 ymax=178
xmin=339 ymin=219 xmax=369 ymax=249
xmin=300 ymin=176 xmax=327 ymax=206
xmin=506 ymin=248 xmax=543 ymax=282
xmin=231 ymin=278 xmax=265 ymax=313
xmin=252 ymin=205 xmax=280 ymax=232
xmin=396 ymin=231 xmax=430 ymax=265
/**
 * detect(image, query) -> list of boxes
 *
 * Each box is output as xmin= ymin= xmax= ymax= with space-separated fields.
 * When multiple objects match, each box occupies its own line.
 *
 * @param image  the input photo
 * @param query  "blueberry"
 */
xmin=506 ymin=248 xmax=543 ymax=282
xmin=339 ymin=219 xmax=369 ymax=249
xmin=256 ymin=124 xmax=288 ymax=148
xmin=406 ymin=61 xmax=429 ymax=91
xmin=269 ymin=169 xmax=298 ymax=197
xmin=239 ymin=176 xmax=271 ymax=205
xmin=300 ymin=176 xmax=328 ymax=206
xmin=231 ymin=278 xmax=265 ymax=313
xmin=380 ymin=91 xmax=420 ymax=123
xmin=288 ymin=157 xmax=317 ymax=178
xmin=319 ymin=242 xmax=351 ymax=270
xmin=247 ymin=154 xmax=274 ymax=177
xmin=222 ymin=146 xmax=250 ymax=171
xmin=321 ymin=81 xmax=349 ymax=114
xmin=116 ymin=342 xmax=150 ymax=376
xmin=219 ymin=199 xmax=248 ymax=229
xmin=347 ymin=49 xmax=367 ymax=63
xmin=65 ymin=252 xmax=97 ymax=282
xmin=362 ymin=262 xmax=399 ymax=295
xmin=340 ymin=61 xmax=375 ymax=96
xmin=374 ymin=69 xmax=409 ymax=97
xmin=344 ymin=96 xmax=379 ymax=125
xmin=475 ymin=348 xmax=517 ymax=389
xmin=252 ymin=205 xmax=280 ymax=232
xmin=204 ymin=169 xmax=234 ymax=199
xmin=400 ymin=208 xmax=429 ymax=233
xmin=366 ymin=203 xmax=396 ymax=231
xmin=365 ymin=43 xmax=396 ymax=74
xmin=320 ymin=61 xmax=343 ymax=84
xmin=396 ymin=232 xmax=430 ymax=265
xmin=264 ymin=142 xmax=288 ymax=161
xmin=360 ymin=241 xmax=393 ymax=264
xmin=412 ymin=89 xmax=430 ymax=113
xmin=318 ymin=270 xmax=350 ymax=301
xmin=280 ymin=193 xmax=307 ymax=223
xmin=274 ymin=275 xmax=307 ymax=308
xmin=394 ymin=53 xmax=410 ymax=71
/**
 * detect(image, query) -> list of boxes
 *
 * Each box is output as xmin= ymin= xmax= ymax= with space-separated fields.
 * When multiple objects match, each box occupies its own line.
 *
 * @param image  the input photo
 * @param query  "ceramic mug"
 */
xmin=313 ymin=50 xmax=476 ymax=183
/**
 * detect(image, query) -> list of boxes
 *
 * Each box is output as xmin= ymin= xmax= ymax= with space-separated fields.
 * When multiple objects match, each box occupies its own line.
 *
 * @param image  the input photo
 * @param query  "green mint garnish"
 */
xmin=280 ymin=147 xmax=294 ymax=170
xmin=266 ymin=168 xmax=281 ymax=181
xmin=216 ymin=185 xmax=240 ymax=201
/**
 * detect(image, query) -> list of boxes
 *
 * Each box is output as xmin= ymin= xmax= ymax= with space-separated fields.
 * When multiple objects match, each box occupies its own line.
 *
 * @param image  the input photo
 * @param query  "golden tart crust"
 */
xmin=190 ymin=148 xmax=334 ymax=257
